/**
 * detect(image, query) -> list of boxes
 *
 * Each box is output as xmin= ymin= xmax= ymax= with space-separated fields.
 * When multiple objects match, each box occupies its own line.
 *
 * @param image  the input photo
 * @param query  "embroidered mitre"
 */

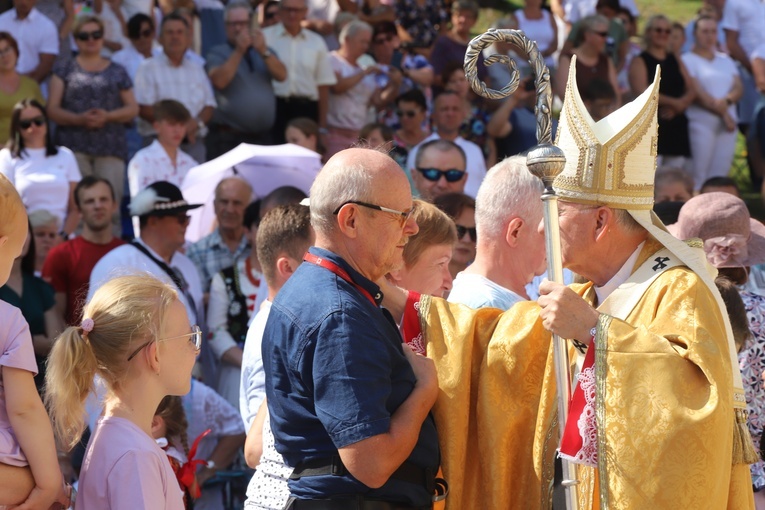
xmin=553 ymin=56 xmax=661 ymax=210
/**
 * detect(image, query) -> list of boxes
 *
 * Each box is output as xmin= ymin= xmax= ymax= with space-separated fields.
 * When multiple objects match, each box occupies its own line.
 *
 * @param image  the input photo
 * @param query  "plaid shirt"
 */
xmin=186 ymin=229 xmax=250 ymax=293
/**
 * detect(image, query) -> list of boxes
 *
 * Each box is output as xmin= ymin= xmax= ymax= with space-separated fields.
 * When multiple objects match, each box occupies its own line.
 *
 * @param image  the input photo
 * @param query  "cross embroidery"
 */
xmin=652 ymin=257 xmax=670 ymax=271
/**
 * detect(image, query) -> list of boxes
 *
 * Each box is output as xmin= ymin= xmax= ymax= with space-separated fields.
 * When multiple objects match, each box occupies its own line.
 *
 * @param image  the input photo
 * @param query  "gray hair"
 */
xmin=224 ymin=0 xmax=253 ymax=21
xmin=414 ymin=139 xmax=466 ymax=169
xmin=29 ymin=209 xmax=61 ymax=229
xmin=340 ymin=20 xmax=372 ymax=44
xmin=475 ymin=155 xmax=544 ymax=239
xmin=309 ymin=162 xmax=376 ymax=236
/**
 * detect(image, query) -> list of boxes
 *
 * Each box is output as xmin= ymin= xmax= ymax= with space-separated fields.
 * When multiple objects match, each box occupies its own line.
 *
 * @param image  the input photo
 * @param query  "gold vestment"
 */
xmin=421 ymin=244 xmax=755 ymax=509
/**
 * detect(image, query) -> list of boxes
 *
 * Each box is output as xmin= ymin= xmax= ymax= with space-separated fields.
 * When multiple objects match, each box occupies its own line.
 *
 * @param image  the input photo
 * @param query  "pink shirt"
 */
xmin=76 ymin=416 xmax=184 ymax=510
xmin=0 ymin=301 xmax=37 ymax=466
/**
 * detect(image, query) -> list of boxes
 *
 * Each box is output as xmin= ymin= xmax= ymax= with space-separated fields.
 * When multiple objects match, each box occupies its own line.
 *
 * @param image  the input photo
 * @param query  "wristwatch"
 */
xmin=261 ymin=49 xmax=273 ymax=59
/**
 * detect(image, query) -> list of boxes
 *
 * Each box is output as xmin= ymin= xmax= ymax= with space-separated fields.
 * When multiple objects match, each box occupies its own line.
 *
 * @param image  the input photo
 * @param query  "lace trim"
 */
xmin=560 ymin=365 xmax=599 ymax=467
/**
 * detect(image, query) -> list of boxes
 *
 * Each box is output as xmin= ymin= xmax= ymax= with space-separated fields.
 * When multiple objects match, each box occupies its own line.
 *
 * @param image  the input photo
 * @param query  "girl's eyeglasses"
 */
xmin=127 ymin=324 xmax=202 ymax=361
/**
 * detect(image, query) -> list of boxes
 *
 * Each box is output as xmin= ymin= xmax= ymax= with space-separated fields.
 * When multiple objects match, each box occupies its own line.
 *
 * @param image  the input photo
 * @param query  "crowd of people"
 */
xmin=0 ymin=0 xmax=764 ymax=507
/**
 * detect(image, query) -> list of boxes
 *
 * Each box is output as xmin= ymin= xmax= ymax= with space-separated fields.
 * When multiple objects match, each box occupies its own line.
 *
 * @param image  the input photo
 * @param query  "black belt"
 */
xmin=278 ymin=95 xmax=316 ymax=103
xmin=285 ymin=496 xmax=431 ymax=510
xmin=290 ymin=456 xmax=441 ymax=496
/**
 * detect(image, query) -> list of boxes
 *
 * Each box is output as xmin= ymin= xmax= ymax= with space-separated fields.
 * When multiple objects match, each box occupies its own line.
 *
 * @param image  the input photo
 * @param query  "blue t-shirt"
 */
xmin=262 ymin=247 xmax=439 ymax=505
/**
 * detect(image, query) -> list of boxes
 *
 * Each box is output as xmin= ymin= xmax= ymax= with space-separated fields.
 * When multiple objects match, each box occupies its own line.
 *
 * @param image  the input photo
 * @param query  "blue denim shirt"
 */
xmin=263 ymin=247 xmax=440 ymax=505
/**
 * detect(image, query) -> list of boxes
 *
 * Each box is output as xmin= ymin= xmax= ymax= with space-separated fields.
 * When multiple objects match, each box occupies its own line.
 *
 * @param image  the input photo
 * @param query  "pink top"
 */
xmin=76 ymin=416 xmax=185 ymax=510
xmin=0 ymin=301 xmax=37 ymax=466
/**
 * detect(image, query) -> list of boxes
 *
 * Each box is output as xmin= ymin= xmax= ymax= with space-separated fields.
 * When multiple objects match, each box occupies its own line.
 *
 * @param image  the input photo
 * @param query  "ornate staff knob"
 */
xmin=526 ymin=143 xmax=566 ymax=190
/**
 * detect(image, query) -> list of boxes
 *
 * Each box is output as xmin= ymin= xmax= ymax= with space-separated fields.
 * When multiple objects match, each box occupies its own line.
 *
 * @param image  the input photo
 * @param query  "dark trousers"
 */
xmin=274 ymin=96 xmax=319 ymax=144
xmin=205 ymin=125 xmax=274 ymax=160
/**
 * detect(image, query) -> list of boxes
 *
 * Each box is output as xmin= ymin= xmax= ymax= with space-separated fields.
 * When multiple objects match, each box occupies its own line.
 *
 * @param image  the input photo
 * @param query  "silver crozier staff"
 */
xmin=463 ymin=29 xmax=578 ymax=510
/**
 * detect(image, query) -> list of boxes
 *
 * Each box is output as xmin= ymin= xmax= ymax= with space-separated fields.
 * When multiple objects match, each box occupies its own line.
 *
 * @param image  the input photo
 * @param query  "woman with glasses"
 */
xmin=433 ymin=192 xmax=476 ymax=280
xmin=0 ymin=32 xmax=43 ymax=146
xmin=47 ymin=15 xmax=138 ymax=235
xmin=0 ymin=98 xmax=81 ymax=239
xmin=628 ymin=14 xmax=694 ymax=171
xmin=556 ymin=14 xmax=621 ymax=106
xmin=45 ymin=274 xmax=201 ymax=509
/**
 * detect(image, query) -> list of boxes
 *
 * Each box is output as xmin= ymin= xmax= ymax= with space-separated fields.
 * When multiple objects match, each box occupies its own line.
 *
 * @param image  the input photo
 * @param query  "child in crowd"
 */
xmin=0 ymin=174 xmax=69 ymax=508
xmin=127 ymin=99 xmax=198 ymax=198
xmin=285 ymin=117 xmax=325 ymax=159
xmin=653 ymin=166 xmax=694 ymax=203
xmin=45 ymin=273 xmax=201 ymax=509
xmin=153 ymin=395 xmax=198 ymax=509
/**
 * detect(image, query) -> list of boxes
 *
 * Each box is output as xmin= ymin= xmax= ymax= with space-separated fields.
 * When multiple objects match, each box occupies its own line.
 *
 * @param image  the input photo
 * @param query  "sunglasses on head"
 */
xmin=75 ymin=30 xmax=104 ymax=41
xmin=455 ymin=224 xmax=477 ymax=242
xmin=396 ymin=109 xmax=419 ymax=118
xmin=19 ymin=116 xmax=45 ymax=129
xmin=416 ymin=167 xmax=465 ymax=183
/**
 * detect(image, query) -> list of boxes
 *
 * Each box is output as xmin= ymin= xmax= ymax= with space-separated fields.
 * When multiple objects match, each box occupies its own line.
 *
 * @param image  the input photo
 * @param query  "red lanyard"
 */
xmin=303 ymin=253 xmax=378 ymax=307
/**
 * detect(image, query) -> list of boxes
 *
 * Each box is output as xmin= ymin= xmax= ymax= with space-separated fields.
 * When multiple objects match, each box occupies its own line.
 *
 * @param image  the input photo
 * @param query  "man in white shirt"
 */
xmin=721 ymin=0 xmax=765 ymax=127
xmin=134 ymin=12 xmax=217 ymax=163
xmin=448 ymin=155 xmax=547 ymax=310
xmin=406 ymin=91 xmax=487 ymax=197
xmin=0 ymin=0 xmax=58 ymax=84
xmin=239 ymin=203 xmax=313 ymax=429
xmin=262 ymin=0 xmax=337 ymax=142
xmin=89 ymin=181 xmax=205 ymax=327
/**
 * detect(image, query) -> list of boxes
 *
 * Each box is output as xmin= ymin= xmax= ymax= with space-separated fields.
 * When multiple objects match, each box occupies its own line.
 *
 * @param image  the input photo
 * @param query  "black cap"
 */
xmin=129 ymin=181 xmax=203 ymax=217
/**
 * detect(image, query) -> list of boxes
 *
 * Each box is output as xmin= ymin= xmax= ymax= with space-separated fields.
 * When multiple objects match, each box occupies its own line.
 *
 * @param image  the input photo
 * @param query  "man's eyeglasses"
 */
xmin=652 ymin=27 xmax=671 ymax=34
xmin=333 ymin=200 xmax=415 ymax=225
xmin=264 ymin=10 xmax=278 ymax=19
xmin=75 ymin=30 xmax=104 ymax=42
xmin=175 ymin=213 xmax=191 ymax=224
xmin=19 ymin=116 xmax=45 ymax=129
xmin=396 ymin=109 xmax=419 ymax=118
xmin=416 ymin=167 xmax=465 ymax=183
xmin=127 ymin=324 xmax=202 ymax=361
xmin=455 ymin=224 xmax=477 ymax=242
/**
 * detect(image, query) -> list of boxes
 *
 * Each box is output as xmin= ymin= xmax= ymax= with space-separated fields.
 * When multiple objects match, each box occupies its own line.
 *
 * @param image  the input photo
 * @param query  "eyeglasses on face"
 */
xmin=373 ymin=34 xmax=394 ymax=45
xmin=333 ymin=200 xmax=415 ymax=224
xmin=455 ymin=224 xmax=477 ymax=242
xmin=225 ymin=19 xmax=250 ymax=27
xmin=75 ymin=30 xmax=104 ymax=42
xmin=416 ymin=167 xmax=465 ymax=183
xmin=138 ymin=28 xmax=154 ymax=38
xmin=264 ymin=10 xmax=277 ymax=19
xmin=590 ymin=30 xmax=609 ymax=38
xmin=127 ymin=324 xmax=202 ymax=361
xmin=652 ymin=27 xmax=671 ymax=34
xmin=174 ymin=213 xmax=191 ymax=224
xmin=19 ymin=116 xmax=45 ymax=129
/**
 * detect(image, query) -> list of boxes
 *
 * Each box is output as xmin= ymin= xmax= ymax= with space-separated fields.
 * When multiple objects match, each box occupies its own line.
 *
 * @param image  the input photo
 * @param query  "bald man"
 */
xmin=262 ymin=148 xmax=440 ymax=508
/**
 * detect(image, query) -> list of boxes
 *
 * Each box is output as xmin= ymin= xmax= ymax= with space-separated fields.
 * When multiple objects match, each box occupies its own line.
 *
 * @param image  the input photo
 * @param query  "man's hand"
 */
xmin=251 ymin=29 xmax=267 ymax=55
xmin=235 ymin=30 xmax=254 ymax=54
xmin=185 ymin=117 xmax=200 ymax=144
xmin=537 ymin=280 xmax=599 ymax=344
xmin=402 ymin=343 xmax=438 ymax=403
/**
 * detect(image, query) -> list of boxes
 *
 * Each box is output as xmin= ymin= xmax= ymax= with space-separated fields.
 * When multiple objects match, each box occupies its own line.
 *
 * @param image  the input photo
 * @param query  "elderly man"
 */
xmin=134 ymin=12 xmax=217 ymax=163
xmin=410 ymin=139 xmax=467 ymax=201
xmin=262 ymin=0 xmax=337 ymax=143
xmin=447 ymin=155 xmax=546 ymax=309
xmin=384 ymin=63 xmax=755 ymax=509
xmin=406 ymin=91 xmax=487 ymax=197
xmin=89 ymin=181 xmax=204 ymax=326
xmin=187 ymin=176 xmax=254 ymax=295
xmin=263 ymin=148 xmax=440 ymax=508
xmin=206 ymin=1 xmax=287 ymax=159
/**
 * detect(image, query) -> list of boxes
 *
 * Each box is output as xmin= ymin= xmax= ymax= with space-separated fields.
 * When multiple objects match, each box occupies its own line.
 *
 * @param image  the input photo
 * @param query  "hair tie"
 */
xmin=81 ymin=318 xmax=95 ymax=336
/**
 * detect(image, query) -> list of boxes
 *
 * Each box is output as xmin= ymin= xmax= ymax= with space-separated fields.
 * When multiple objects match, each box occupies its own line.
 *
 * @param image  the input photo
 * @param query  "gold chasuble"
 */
xmin=420 ymin=239 xmax=754 ymax=509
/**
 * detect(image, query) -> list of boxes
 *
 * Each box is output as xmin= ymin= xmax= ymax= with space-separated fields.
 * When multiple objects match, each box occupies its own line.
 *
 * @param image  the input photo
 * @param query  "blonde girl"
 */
xmin=0 ymin=174 xmax=70 ymax=509
xmin=45 ymin=274 xmax=201 ymax=509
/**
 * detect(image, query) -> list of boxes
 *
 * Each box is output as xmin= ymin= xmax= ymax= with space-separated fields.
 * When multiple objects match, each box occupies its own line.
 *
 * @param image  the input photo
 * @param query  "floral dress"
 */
xmin=394 ymin=0 xmax=449 ymax=49
xmin=737 ymin=290 xmax=765 ymax=489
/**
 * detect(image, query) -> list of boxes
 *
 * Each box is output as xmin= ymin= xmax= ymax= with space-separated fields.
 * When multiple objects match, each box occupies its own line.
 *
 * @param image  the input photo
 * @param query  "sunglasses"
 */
xmin=333 ymin=200 xmax=415 ymax=226
xmin=75 ymin=30 xmax=104 ymax=41
xmin=455 ymin=224 xmax=477 ymax=242
xmin=137 ymin=28 xmax=153 ymax=38
xmin=264 ymin=11 xmax=277 ymax=19
xmin=591 ymin=30 xmax=609 ymax=38
xmin=175 ymin=213 xmax=191 ymax=224
xmin=127 ymin=324 xmax=203 ymax=361
xmin=19 ymin=116 xmax=45 ymax=129
xmin=396 ymin=109 xmax=419 ymax=118
xmin=652 ymin=27 xmax=671 ymax=34
xmin=416 ymin=167 xmax=465 ymax=183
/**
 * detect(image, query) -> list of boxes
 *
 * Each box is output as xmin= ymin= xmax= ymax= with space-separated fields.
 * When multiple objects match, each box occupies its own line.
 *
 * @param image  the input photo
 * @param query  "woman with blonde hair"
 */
xmin=45 ymin=274 xmax=201 ymax=509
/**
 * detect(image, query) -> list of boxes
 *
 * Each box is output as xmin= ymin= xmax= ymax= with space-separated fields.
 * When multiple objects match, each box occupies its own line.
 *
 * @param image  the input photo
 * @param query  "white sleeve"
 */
xmin=61 ymin=148 xmax=82 ymax=182
xmin=133 ymin=60 xmax=157 ymax=106
xmin=38 ymin=17 xmax=60 ymax=55
xmin=0 ymin=150 xmax=15 ymax=183
xmin=207 ymin=271 xmax=238 ymax=359
xmin=721 ymin=0 xmax=741 ymax=32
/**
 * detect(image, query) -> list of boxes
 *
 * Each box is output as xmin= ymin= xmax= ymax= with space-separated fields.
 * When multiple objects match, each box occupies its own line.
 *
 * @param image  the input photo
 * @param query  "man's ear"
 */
xmin=594 ymin=207 xmax=613 ymax=242
xmin=336 ymin=204 xmax=360 ymax=238
xmin=275 ymin=255 xmax=294 ymax=280
xmin=504 ymin=217 xmax=523 ymax=247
